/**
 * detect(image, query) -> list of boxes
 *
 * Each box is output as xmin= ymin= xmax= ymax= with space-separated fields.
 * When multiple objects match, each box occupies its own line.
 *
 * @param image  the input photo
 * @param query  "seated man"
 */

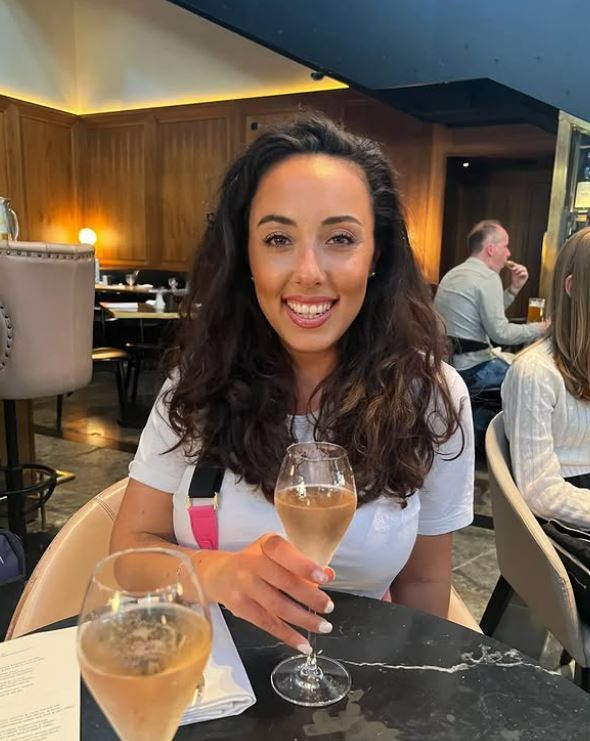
xmin=434 ymin=220 xmax=547 ymax=438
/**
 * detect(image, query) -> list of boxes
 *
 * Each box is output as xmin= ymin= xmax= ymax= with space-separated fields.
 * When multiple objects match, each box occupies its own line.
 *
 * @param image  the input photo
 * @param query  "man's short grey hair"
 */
xmin=468 ymin=220 xmax=503 ymax=255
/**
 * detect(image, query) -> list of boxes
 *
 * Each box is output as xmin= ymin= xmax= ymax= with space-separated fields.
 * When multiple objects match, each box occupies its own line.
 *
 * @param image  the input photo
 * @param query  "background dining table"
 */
xmin=99 ymin=301 xmax=179 ymax=321
xmin=43 ymin=592 xmax=590 ymax=740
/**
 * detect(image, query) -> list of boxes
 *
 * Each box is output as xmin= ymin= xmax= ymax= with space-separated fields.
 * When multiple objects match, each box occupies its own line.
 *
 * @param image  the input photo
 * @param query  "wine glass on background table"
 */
xmin=125 ymin=270 xmax=138 ymax=287
xmin=77 ymin=548 xmax=212 ymax=741
xmin=272 ymin=442 xmax=357 ymax=707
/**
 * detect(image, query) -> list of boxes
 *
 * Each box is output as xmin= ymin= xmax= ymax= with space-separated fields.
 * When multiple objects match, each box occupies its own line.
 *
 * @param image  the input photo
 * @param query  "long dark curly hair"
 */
xmin=165 ymin=113 xmax=464 ymax=505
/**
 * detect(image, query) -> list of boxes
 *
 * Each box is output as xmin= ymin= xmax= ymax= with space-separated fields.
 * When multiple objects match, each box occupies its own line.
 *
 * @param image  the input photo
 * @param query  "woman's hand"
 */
xmin=195 ymin=534 xmax=335 ymax=653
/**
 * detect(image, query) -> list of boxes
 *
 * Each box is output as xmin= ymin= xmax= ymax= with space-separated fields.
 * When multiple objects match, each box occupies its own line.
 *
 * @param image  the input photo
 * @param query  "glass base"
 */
xmin=271 ymin=655 xmax=351 ymax=707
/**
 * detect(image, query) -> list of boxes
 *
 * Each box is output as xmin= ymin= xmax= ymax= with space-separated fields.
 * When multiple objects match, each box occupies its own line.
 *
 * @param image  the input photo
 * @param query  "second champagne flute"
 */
xmin=77 ymin=547 xmax=212 ymax=741
xmin=272 ymin=441 xmax=357 ymax=707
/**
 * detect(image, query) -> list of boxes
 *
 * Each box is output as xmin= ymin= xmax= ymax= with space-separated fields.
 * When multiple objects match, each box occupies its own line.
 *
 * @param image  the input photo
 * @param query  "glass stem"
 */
xmin=301 ymin=610 xmax=322 ymax=678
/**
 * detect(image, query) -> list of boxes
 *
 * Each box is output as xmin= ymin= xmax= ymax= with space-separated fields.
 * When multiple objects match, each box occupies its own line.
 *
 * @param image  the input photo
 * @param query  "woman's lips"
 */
xmin=283 ymin=299 xmax=337 ymax=328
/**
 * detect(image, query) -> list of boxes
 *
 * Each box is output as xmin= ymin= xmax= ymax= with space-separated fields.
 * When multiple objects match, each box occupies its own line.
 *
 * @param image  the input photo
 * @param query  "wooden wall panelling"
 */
xmin=70 ymin=120 xmax=84 ymax=242
xmin=3 ymin=103 xmax=27 ymax=237
xmin=341 ymin=98 xmax=441 ymax=279
xmin=19 ymin=110 xmax=77 ymax=244
xmin=154 ymin=105 xmax=236 ymax=270
xmin=423 ymin=125 xmax=450 ymax=282
xmin=240 ymin=90 xmax=344 ymax=144
xmin=447 ymin=124 xmax=556 ymax=159
xmin=79 ymin=117 xmax=148 ymax=267
xmin=0 ymin=98 xmax=78 ymax=244
xmin=143 ymin=114 xmax=160 ymax=267
xmin=0 ymin=107 xmax=9 ymax=199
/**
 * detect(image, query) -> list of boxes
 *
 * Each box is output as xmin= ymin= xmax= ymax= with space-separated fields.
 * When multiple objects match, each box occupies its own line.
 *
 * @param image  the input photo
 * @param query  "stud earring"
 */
xmin=369 ymin=271 xmax=376 ymax=278
xmin=250 ymin=275 xmax=255 ymax=282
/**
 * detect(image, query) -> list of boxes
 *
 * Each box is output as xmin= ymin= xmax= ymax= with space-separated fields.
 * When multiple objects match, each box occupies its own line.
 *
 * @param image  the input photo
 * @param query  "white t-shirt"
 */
xmin=129 ymin=364 xmax=474 ymax=600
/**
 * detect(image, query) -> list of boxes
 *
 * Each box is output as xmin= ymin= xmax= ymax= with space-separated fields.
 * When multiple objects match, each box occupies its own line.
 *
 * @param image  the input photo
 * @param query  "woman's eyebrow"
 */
xmin=256 ymin=214 xmax=361 ymax=227
xmin=257 ymin=214 xmax=296 ymax=227
xmin=322 ymin=215 xmax=362 ymax=226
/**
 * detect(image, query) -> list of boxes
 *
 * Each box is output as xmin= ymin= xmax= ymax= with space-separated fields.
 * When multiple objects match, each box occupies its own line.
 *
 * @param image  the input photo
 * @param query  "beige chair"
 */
xmin=0 ymin=241 xmax=95 ymax=399
xmin=8 ymin=477 xmax=480 ymax=639
xmin=7 ymin=478 xmax=128 ymax=639
xmin=0 ymin=240 xmax=95 ymax=543
xmin=482 ymin=412 xmax=590 ymax=689
xmin=448 ymin=588 xmax=481 ymax=632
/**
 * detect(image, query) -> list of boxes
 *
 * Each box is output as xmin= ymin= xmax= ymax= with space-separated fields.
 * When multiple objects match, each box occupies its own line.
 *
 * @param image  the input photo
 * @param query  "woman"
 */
xmin=111 ymin=114 xmax=474 ymax=654
xmin=502 ymin=228 xmax=590 ymax=528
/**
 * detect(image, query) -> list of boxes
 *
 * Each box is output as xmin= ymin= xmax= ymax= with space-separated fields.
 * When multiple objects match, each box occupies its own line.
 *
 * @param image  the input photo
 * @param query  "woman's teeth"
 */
xmin=286 ymin=301 xmax=332 ymax=317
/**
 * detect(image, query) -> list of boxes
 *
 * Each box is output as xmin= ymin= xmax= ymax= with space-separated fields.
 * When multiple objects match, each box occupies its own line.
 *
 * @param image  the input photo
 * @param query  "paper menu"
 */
xmin=0 ymin=627 xmax=79 ymax=741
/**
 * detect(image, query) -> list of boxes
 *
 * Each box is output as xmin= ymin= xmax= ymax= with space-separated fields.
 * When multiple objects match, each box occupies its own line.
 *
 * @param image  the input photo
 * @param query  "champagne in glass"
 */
xmin=272 ymin=442 xmax=357 ymax=707
xmin=77 ymin=548 xmax=211 ymax=741
xmin=275 ymin=485 xmax=356 ymax=568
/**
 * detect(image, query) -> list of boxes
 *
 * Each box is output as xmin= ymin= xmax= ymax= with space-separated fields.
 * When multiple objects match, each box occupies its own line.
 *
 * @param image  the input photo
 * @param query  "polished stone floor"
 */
xmin=5 ymin=369 xmax=562 ymax=669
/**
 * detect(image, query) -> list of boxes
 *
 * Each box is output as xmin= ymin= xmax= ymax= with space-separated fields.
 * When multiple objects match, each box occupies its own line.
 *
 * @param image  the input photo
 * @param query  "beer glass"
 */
xmin=527 ymin=297 xmax=546 ymax=322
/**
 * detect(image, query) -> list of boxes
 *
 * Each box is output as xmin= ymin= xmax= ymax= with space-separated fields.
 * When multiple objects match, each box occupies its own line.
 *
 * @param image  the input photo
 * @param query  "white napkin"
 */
xmin=180 ymin=604 xmax=256 ymax=725
xmin=102 ymin=301 xmax=138 ymax=311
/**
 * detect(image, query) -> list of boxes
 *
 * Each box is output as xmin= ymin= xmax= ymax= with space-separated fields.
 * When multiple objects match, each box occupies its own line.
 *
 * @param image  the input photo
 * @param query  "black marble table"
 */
xmin=47 ymin=593 xmax=590 ymax=740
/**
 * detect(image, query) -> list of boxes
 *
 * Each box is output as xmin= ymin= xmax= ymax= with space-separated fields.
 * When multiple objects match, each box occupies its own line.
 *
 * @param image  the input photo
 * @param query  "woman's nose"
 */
xmin=293 ymin=245 xmax=325 ymax=285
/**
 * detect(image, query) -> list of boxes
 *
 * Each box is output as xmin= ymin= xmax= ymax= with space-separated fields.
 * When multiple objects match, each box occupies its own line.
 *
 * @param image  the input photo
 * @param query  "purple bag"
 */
xmin=0 ymin=530 xmax=25 ymax=586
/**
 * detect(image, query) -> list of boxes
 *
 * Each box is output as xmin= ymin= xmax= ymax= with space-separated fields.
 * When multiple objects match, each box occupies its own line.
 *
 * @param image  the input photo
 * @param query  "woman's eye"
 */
xmin=327 ymin=232 xmax=356 ymax=246
xmin=264 ymin=233 xmax=291 ymax=248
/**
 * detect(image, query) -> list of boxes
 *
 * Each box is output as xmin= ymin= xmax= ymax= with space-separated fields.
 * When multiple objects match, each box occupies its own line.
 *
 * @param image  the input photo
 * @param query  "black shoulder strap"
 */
xmin=188 ymin=465 xmax=224 ymax=500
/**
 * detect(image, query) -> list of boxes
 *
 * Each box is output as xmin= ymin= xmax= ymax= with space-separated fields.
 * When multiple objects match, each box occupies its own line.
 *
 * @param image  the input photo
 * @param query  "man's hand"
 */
xmin=507 ymin=261 xmax=529 ymax=292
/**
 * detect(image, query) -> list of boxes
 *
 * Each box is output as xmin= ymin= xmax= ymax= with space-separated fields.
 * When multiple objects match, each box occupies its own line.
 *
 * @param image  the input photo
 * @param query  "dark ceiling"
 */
xmin=168 ymin=0 xmax=590 ymax=133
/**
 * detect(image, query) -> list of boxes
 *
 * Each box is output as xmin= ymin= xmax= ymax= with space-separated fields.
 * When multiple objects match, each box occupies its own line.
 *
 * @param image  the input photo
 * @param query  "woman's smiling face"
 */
xmin=248 ymin=154 xmax=375 ymax=364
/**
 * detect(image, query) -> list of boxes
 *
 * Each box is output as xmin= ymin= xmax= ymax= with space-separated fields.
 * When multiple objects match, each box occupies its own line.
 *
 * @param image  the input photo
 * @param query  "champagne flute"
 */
xmin=77 ymin=548 xmax=212 ymax=741
xmin=271 ymin=442 xmax=357 ymax=707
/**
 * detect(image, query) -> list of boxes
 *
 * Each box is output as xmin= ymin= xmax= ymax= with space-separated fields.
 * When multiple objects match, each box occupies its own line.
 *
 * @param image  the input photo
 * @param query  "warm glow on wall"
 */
xmin=1 ymin=79 xmax=347 ymax=116
xmin=0 ymin=87 xmax=77 ymax=114
xmin=78 ymin=227 xmax=97 ymax=245
xmin=79 ymin=79 xmax=348 ymax=115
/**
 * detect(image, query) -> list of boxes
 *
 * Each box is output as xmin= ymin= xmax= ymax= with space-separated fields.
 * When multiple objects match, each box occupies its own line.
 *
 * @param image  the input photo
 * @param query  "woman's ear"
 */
xmin=565 ymin=273 xmax=573 ymax=296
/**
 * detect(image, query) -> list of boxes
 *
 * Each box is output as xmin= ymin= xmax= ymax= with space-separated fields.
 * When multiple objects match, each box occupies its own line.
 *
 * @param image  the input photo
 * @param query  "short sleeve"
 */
xmin=128 ymin=376 xmax=189 ymax=493
xmin=417 ymin=364 xmax=475 ymax=535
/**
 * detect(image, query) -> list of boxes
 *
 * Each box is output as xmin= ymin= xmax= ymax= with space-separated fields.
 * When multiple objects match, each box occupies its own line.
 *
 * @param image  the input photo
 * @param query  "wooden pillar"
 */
xmin=0 ymin=399 xmax=36 ymax=464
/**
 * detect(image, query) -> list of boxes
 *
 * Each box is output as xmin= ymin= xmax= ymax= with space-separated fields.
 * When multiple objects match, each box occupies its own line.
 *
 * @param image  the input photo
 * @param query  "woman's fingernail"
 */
xmin=312 ymin=569 xmax=328 ymax=584
xmin=318 ymin=620 xmax=333 ymax=634
xmin=298 ymin=641 xmax=312 ymax=655
xmin=324 ymin=600 xmax=335 ymax=614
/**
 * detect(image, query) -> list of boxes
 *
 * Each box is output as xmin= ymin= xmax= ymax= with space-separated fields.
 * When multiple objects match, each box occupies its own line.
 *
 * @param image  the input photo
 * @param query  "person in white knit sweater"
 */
xmin=502 ymin=227 xmax=590 ymax=528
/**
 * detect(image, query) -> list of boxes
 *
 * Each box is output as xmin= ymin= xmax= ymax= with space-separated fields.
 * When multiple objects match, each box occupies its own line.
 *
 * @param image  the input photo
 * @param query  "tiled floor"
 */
xmin=8 ymin=369 xmax=562 ymax=668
